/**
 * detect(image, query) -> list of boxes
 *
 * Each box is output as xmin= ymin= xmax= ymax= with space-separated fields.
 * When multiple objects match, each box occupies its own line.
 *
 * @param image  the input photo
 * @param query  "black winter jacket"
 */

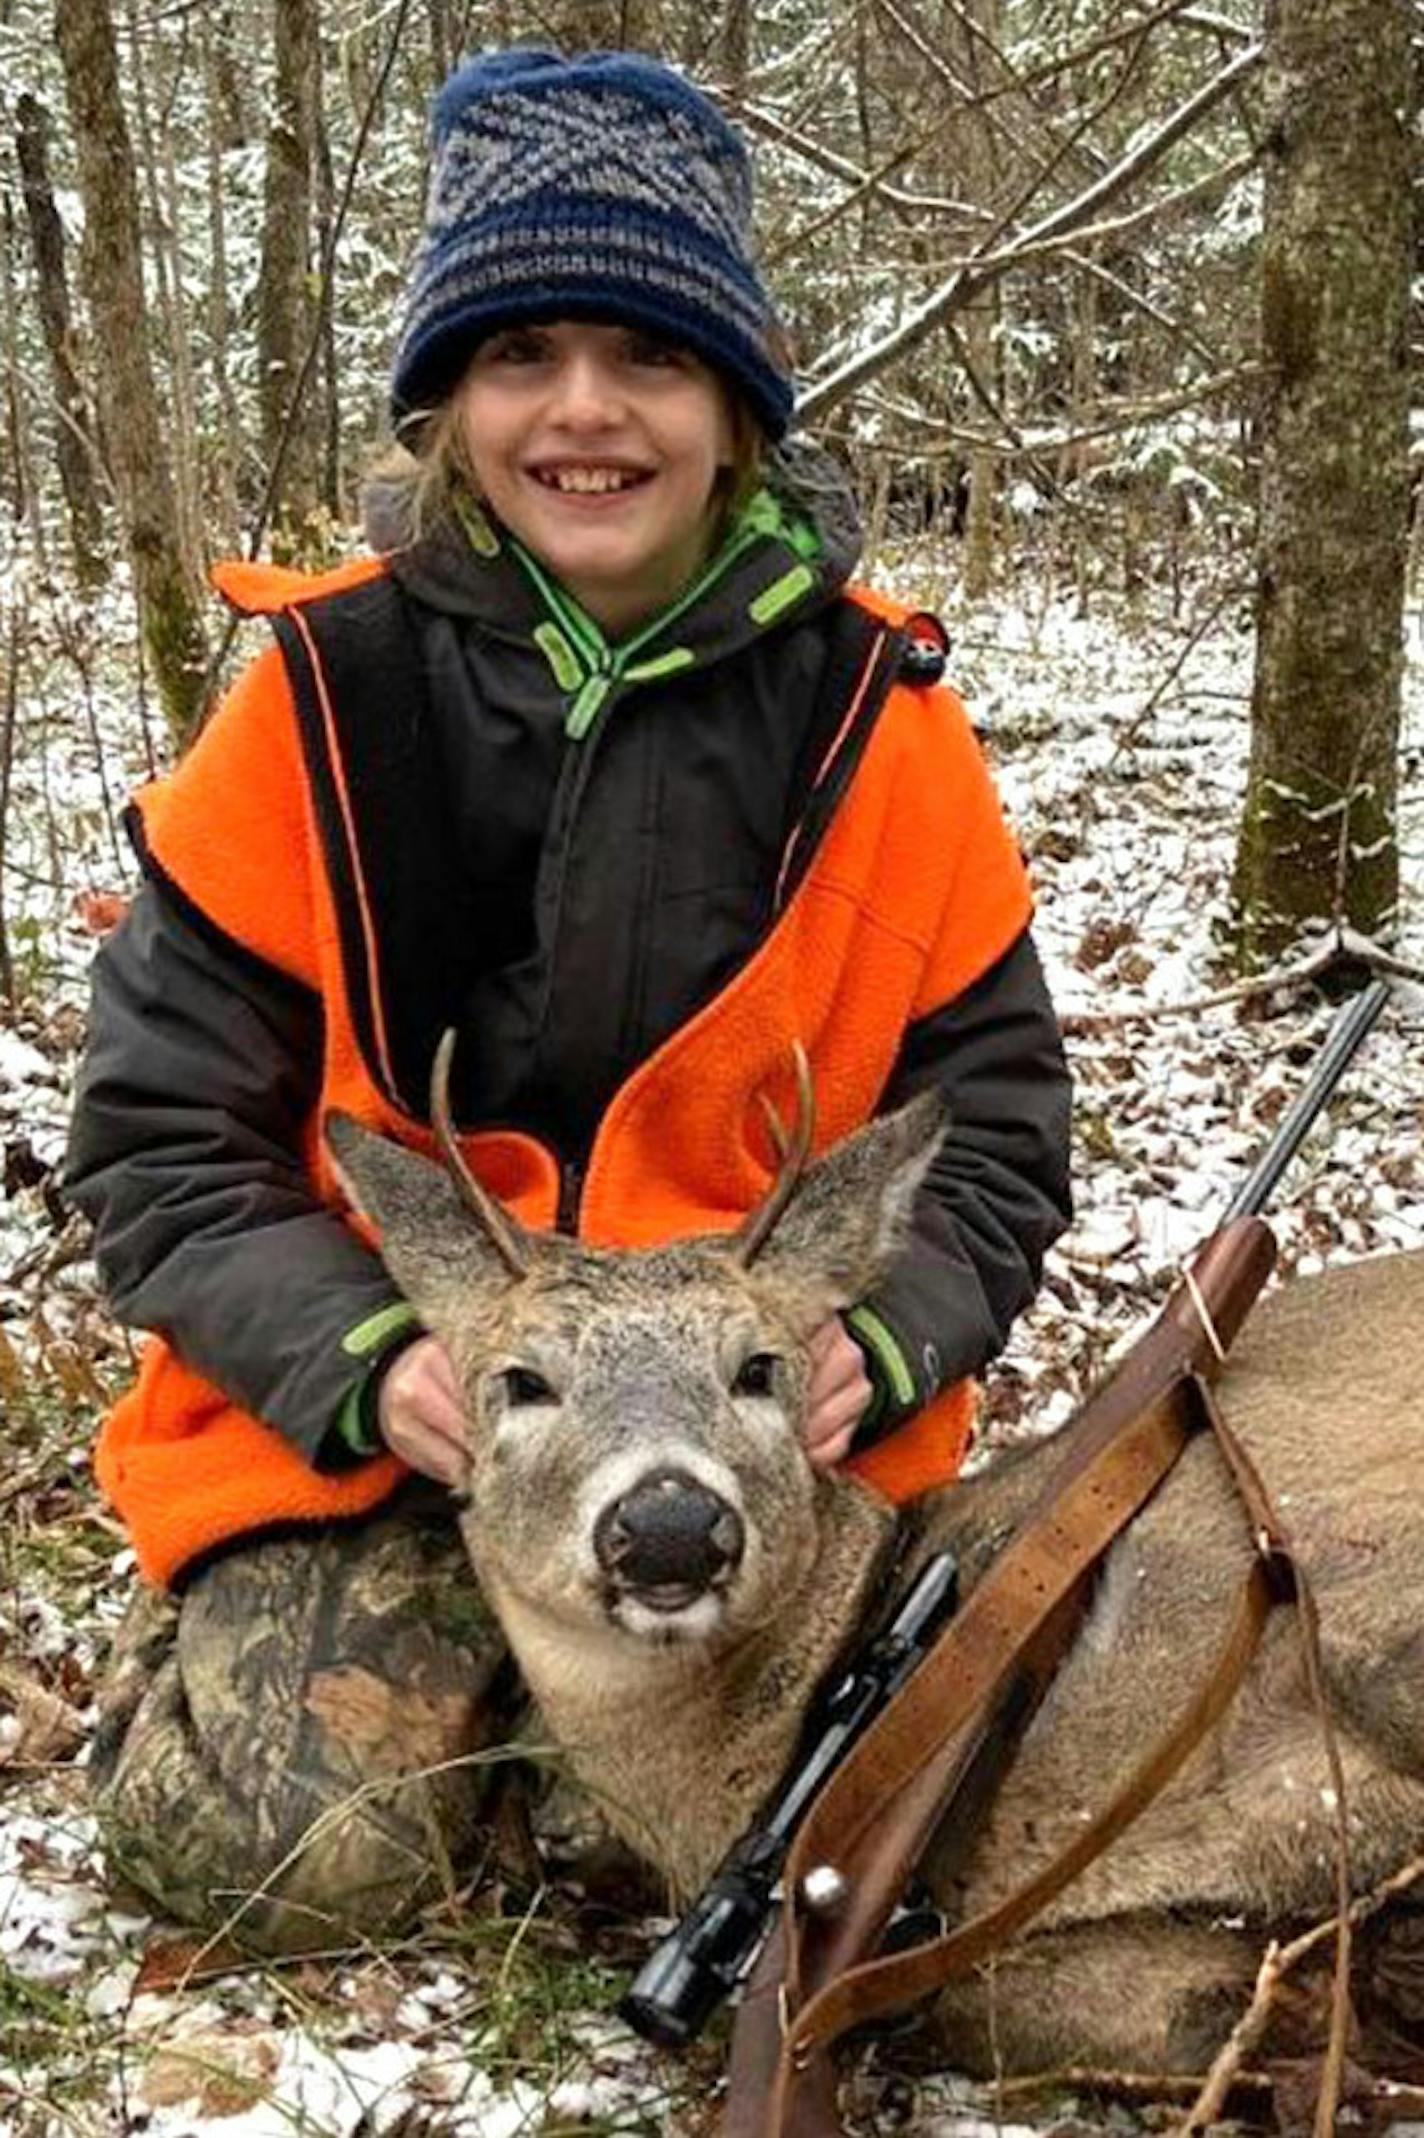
xmin=66 ymin=451 xmax=1071 ymax=1465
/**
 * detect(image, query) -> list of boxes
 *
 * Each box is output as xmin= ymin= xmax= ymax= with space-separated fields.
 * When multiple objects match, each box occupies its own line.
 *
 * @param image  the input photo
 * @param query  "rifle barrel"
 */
xmin=1224 ymin=978 xmax=1392 ymax=1221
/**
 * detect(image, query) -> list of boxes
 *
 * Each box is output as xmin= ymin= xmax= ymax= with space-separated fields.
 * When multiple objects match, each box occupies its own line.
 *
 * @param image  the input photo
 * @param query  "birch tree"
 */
xmin=1230 ymin=0 xmax=1411 ymax=964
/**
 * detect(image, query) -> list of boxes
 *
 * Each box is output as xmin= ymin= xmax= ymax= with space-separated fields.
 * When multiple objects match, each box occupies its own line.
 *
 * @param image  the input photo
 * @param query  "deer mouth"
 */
xmin=606 ymin=1581 xmax=730 ymax=1645
xmin=616 ymin=1578 xmax=716 ymax=1614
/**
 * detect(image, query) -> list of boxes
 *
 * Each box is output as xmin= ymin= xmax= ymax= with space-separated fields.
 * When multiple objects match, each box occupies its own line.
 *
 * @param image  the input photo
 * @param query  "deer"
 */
xmin=326 ymin=1065 xmax=1424 ymax=2084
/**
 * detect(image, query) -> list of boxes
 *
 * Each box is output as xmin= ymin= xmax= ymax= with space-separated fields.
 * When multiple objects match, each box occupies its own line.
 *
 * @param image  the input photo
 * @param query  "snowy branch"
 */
xmin=799 ymin=44 xmax=1263 ymax=422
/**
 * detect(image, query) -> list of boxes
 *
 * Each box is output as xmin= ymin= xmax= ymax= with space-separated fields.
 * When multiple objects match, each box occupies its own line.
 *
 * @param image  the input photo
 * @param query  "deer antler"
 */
xmin=737 ymin=1042 xmax=816 ymax=1267
xmin=430 ymin=1029 xmax=531 ymax=1278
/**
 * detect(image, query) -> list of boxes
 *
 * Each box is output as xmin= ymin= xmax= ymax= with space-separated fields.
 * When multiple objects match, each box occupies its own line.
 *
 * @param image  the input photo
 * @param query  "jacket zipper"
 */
xmin=512 ymin=516 xmax=772 ymax=740
xmin=556 ymin=1157 xmax=584 ymax=1235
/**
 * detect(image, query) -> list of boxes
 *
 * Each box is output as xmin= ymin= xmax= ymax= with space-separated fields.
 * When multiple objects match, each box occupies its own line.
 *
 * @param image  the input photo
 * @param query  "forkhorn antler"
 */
xmin=737 ymin=1043 xmax=816 ymax=1267
xmin=430 ymin=1028 xmax=531 ymax=1278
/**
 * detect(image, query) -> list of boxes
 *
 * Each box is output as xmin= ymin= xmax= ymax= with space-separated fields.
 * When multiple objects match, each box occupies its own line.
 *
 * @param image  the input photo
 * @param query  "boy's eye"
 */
xmin=625 ymin=332 xmax=688 ymax=369
xmin=480 ymin=329 xmax=548 ymax=365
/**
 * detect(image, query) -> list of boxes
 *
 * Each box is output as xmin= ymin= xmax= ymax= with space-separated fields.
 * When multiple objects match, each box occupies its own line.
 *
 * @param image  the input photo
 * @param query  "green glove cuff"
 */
xmin=321 ymin=1303 xmax=424 ymax=1469
xmin=844 ymin=1302 xmax=919 ymax=1446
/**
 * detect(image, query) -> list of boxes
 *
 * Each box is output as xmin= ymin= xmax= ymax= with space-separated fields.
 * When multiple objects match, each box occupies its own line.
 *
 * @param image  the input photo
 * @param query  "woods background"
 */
xmin=2 ymin=7 xmax=1423 ymax=2128
xmin=2 ymin=0 xmax=1419 ymax=982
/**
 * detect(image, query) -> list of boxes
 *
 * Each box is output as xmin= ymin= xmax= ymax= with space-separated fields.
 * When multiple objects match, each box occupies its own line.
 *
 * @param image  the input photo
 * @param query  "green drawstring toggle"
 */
xmin=566 ymin=670 xmax=613 ymax=739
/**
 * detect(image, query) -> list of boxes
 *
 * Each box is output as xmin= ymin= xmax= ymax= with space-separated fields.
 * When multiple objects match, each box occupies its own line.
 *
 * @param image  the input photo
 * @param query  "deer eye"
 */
xmin=501 ymin=1366 xmax=556 ymax=1407
xmin=732 ymin=1352 xmax=779 ymax=1399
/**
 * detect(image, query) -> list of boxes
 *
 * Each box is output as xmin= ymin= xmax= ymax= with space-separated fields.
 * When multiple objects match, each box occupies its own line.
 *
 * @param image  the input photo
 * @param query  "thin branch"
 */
xmin=993 ymin=2065 xmax=1273 ymax=2106
xmin=191 ymin=0 xmax=417 ymax=725
xmin=877 ymin=363 xmax=1258 ymax=458
xmin=1060 ymin=936 xmax=1418 ymax=1034
xmin=739 ymin=101 xmax=990 ymax=218
xmin=1177 ymin=6 xmax=1256 ymax=42
xmin=1063 ymin=245 xmax=1220 ymax=369
xmin=989 ymin=0 xmax=1238 ymax=105
xmin=873 ymin=0 xmax=1111 ymax=199
xmin=764 ymin=114 xmax=980 ymax=269
xmin=1175 ymin=1853 xmax=1424 ymax=2137
xmin=994 ymin=148 xmax=1258 ymax=272
xmin=799 ymin=44 xmax=1262 ymax=422
xmin=243 ymin=0 xmax=412 ymax=560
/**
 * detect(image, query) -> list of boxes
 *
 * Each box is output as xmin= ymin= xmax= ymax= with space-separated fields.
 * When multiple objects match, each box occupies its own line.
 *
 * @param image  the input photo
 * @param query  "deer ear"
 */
xmin=325 ymin=1112 xmax=525 ymax=1309
xmin=743 ymin=1092 xmax=947 ymax=1319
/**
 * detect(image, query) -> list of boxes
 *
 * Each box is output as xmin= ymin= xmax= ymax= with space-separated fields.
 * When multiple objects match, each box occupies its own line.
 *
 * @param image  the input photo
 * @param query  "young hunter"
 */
xmin=65 ymin=49 xmax=1072 ymax=1948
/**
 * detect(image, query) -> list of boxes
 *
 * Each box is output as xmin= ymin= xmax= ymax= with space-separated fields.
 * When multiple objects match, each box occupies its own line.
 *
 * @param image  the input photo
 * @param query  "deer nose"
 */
xmin=595 ymin=1470 xmax=745 ymax=1596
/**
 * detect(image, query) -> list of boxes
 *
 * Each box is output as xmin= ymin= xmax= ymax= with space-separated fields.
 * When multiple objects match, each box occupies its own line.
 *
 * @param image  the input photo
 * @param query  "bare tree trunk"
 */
xmin=548 ymin=1 xmax=621 ymax=49
xmin=54 ymin=0 xmax=207 ymax=741
xmin=0 ymin=193 xmax=42 ymax=559
xmin=313 ymin=50 xmax=342 ymax=523
xmin=0 ymin=609 xmax=19 ymax=1008
xmin=722 ymin=0 xmax=750 ymax=98
xmin=616 ymin=0 xmax=656 ymax=49
xmin=126 ymin=0 xmax=204 ymax=587
xmin=1061 ymin=255 xmax=1097 ymax=612
xmin=14 ymin=94 xmax=106 ymax=587
xmin=211 ymin=4 xmax=248 ymax=151
xmin=256 ymin=0 xmax=322 ymax=554
xmin=426 ymin=0 xmax=455 ymax=85
xmin=1230 ymin=0 xmax=1411 ymax=964
xmin=199 ymin=7 xmax=243 ymax=542
xmin=952 ymin=0 xmax=1001 ymax=604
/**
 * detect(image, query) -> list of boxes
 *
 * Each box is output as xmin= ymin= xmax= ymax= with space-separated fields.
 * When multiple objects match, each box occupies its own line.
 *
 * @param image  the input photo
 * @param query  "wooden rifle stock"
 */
xmin=717 ymin=979 xmax=1392 ymax=2138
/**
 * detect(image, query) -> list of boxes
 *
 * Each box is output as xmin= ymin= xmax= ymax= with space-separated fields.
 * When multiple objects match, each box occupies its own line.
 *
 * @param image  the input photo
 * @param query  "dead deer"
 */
xmin=327 ymin=1079 xmax=1424 ymax=2079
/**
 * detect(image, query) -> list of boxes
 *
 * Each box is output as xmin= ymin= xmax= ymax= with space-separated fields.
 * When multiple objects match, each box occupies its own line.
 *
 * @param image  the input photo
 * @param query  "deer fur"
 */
xmin=328 ymin=1100 xmax=1424 ymax=2077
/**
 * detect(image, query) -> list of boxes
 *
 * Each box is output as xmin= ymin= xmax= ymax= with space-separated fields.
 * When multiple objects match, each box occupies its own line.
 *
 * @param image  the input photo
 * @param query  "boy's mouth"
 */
xmin=529 ymin=463 xmax=655 ymax=496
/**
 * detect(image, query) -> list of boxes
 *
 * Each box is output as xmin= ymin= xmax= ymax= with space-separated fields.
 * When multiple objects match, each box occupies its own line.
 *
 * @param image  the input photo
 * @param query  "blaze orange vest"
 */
xmin=98 ymin=555 xmax=1033 ymax=1587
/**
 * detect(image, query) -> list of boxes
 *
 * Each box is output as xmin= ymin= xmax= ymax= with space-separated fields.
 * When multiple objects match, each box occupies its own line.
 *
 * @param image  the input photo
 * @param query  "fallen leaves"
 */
xmin=0 ymin=1659 xmax=86 ymax=1770
xmin=137 ymin=2017 xmax=282 ymax=2117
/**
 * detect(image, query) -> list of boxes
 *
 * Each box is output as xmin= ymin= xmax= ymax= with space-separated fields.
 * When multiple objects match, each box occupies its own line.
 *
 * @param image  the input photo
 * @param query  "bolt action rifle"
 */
xmin=620 ymin=977 xmax=1392 ymax=2055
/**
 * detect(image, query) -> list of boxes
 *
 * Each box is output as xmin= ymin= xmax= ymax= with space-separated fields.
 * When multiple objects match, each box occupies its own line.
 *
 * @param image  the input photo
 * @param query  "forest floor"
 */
xmin=2 ymin=551 xmax=1421 ymax=2137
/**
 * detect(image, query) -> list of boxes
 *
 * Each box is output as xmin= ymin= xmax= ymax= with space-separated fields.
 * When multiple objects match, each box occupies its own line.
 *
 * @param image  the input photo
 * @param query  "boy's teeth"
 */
xmin=543 ymin=467 xmax=639 ymax=494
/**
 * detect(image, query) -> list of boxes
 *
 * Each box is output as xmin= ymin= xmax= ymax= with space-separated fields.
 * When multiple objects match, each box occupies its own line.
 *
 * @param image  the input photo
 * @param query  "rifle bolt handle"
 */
xmin=801 ymin=1865 xmax=850 ymax=1916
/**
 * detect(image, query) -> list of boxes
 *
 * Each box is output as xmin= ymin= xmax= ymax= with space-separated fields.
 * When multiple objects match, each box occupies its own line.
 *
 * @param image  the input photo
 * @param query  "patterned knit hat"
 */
xmin=390 ymin=48 xmax=795 ymax=440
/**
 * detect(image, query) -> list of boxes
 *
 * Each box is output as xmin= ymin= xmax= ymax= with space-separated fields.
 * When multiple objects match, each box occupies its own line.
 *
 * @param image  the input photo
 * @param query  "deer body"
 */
xmin=329 ymin=1095 xmax=1424 ymax=2075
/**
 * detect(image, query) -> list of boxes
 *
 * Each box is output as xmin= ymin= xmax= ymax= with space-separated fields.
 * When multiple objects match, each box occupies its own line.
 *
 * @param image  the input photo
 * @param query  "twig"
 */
xmin=1174 ymin=1852 xmax=1424 ymax=2137
xmin=992 ymin=2063 xmax=1273 ymax=2105
xmin=1103 ymin=576 xmax=1253 ymax=776
xmin=243 ymin=0 xmax=414 ymax=562
xmin=3 ymin=1214 xmax=92 ymax=1292
xmin=0 ymin=1453 xmax=61 ymax=1513
xmin=1177 ymin=1938 xmax=1287 ymax=2136
xmin=800 ymin=45 xmax=1262 ymax=420
xmin=1060 ymin=936 xmax=1419 ymax=1033
xmin=193 ymin=0 xmax=418 ymax=727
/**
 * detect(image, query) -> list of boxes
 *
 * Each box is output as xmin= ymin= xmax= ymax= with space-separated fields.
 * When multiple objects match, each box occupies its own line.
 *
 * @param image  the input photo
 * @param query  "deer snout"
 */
xmin=594 ymin=1470 xmax=745 ymax=1604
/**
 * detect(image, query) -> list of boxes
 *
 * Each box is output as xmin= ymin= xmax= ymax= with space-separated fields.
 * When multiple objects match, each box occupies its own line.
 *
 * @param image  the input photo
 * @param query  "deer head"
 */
xmin=325 ymin=1055 xmax=944 ymax=1659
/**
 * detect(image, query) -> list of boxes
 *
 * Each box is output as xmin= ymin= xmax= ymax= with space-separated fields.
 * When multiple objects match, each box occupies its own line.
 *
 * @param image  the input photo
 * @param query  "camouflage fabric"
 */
xmin=90 ymin=1484 xmax=524 ymax=1953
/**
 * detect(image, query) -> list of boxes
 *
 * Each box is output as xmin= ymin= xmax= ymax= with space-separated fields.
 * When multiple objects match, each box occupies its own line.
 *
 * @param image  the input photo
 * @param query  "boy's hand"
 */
xmin=801 ymin=1318 xmax=873 ymax=1470
xmin=377 ymin=1335 xmax=469 ymax=1484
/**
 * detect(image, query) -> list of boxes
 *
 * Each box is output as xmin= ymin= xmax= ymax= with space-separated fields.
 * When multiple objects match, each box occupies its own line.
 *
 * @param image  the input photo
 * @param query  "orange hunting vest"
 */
xmin=97 ymin=555 xmax=1033 ymax=1587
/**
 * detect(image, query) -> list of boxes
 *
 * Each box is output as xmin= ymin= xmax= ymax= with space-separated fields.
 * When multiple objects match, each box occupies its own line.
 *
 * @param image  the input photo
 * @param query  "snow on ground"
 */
xmin=1 ymin=554 xmax=1421 ymax=2135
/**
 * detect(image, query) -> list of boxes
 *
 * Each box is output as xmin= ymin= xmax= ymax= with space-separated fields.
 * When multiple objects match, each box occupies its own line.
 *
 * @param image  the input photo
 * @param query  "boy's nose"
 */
xmin=549 ymin=353 xmax=625 ymax=429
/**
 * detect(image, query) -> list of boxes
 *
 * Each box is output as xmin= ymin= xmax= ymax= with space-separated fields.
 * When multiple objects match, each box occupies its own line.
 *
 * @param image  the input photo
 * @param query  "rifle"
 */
xmin=620 ymin=1549 xmax=960 ymax=2047
xmin=621 ymin=976 xmax=1391 ymax=2066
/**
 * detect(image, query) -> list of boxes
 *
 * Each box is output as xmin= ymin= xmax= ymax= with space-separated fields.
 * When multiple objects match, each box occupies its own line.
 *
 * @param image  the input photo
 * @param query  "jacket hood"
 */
xmin=360 ymin=438 xmax=863 ymax=708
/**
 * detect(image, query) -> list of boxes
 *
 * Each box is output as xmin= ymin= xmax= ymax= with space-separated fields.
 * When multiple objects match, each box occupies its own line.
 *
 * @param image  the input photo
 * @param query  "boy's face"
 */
xmin=454 ymin=319 xmax=736 ymax=635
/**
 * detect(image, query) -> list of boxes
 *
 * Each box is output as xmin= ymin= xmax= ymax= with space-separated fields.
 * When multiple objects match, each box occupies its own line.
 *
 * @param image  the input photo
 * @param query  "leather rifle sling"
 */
xmin=721 ymin=1218 xmax=1277 ymax=2138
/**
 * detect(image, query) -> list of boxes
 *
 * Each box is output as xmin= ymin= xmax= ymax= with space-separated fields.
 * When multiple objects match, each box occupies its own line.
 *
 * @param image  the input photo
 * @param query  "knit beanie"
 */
xmin=390 ymin=48 xmax=795 ymax=441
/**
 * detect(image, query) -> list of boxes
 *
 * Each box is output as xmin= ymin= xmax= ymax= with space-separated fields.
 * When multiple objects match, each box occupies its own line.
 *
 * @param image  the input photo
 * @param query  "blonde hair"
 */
xmin=370 ymin=382 xmax=769 ymax=555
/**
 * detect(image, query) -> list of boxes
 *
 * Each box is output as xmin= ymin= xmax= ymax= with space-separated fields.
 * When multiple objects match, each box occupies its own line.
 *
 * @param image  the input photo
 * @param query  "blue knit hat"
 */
xmin=390 ymin=48 xmax=795 ymax=441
